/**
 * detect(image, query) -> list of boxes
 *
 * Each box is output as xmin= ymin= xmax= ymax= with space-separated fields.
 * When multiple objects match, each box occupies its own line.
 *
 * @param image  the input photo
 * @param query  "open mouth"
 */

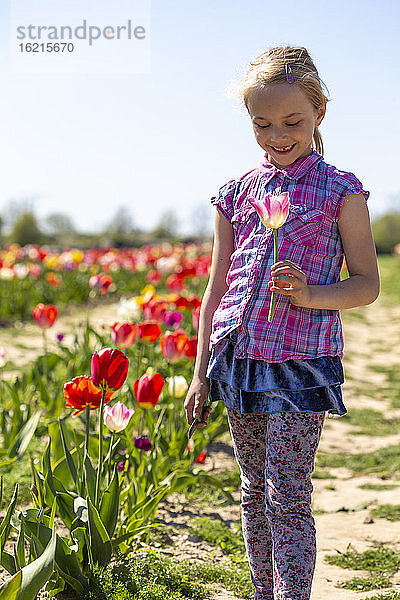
xmin=271 ymin=144 xmax=295 ymax=154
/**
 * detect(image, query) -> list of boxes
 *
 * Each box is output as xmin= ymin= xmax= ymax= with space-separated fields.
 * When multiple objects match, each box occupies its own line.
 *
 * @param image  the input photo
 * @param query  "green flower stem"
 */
xmin=169 ymin=363 xmax=175 ymax=400
xmin=84 ymin=405 xmax=90 ymax=458
xmin=42 ymin=329 xmax=48 ymax=382
xmin=268 ymin=228 xmax=279 ymax=323
xmin=138 ymin=409 xmax=145 ymax=469
xmin=95 ymin=389 xmax=107 ymax=508
xmin=108 ymin=433 xmax=114 ymax=484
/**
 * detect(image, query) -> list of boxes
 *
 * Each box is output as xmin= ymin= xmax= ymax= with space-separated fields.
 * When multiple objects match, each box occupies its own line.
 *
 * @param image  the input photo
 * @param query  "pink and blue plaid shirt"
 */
xmin=209 ymin=149 xmax=369 ymax=362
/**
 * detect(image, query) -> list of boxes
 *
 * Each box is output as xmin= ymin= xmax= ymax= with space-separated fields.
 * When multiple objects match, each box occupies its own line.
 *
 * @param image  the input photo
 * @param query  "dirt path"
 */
xmin=2 ymin=295 xmax=400 ymax=599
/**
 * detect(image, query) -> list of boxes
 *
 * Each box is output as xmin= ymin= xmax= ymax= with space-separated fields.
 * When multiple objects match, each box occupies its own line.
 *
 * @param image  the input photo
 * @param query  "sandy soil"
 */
xmin=2 ymin=295 xmax=400 ymax=599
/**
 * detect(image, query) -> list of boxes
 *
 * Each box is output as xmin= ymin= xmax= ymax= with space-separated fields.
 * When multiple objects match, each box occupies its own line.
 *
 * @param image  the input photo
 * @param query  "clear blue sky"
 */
xmin=0 ymin=0 xmax=399 ymax=235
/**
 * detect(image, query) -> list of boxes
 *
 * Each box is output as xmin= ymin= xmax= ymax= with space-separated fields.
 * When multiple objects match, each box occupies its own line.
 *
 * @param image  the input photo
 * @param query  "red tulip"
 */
xmin=159 ymin=329 xmax=189 ymax=364
xmin=146 ymin=269 xmax=162 ymax=285
xmin=196 ymin=450 xmax=207 ymax=464
xmin=137 ymin=321 xmax=163 ymax=343
xmin=185 ymin=337 xmax=198 ymax=360
xmin=91 ymin=347 xmax=129 ymax=392
xmin=89 ymin=273 xmax=113 ymax=295
xmin=32 ymin=303 xmax=58 ymax=329
xmin=111 ymin=322 xmax=137 ymax=348
xmin=63 ymin=375 xmax=114 ymax=417
xmin=133 ymin=373 xmax=165 ymax=409
xmin=165 ymin=273 xmax=185 ymax=292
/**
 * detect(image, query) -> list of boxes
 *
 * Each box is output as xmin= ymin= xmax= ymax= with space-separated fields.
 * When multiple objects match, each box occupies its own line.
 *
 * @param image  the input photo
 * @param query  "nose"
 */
xmin=269 ymin=126 xmax=290 ymax=144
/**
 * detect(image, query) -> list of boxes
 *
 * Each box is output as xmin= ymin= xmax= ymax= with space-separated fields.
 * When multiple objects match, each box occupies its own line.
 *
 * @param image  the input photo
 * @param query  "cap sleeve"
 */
xmin=210 ymin=179 xmax=236 ymax=222
xmin=331 ymin=171 xmax=370 ymax=222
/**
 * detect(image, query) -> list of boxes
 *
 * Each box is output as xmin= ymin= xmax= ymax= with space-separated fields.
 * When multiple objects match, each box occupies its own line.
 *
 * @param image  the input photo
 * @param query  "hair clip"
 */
xmin=285 ymin=63 xmax=294 ymax=83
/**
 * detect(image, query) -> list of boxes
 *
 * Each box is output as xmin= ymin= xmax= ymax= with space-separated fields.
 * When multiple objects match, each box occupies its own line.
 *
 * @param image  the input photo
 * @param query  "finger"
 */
xmin=193 ymin=396 xmax=206 ymax=419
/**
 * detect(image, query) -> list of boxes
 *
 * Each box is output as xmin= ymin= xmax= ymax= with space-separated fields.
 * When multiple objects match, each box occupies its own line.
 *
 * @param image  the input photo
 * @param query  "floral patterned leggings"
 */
xmin=226 ymin=408 xmax=326 ymax=600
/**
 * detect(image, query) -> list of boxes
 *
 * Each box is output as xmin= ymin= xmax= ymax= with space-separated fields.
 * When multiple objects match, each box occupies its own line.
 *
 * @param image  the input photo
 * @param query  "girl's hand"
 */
xmin=268 ymin=260 xmax=312 ymax=307
xmin=184 ymin=377 xmax=212 ymax=427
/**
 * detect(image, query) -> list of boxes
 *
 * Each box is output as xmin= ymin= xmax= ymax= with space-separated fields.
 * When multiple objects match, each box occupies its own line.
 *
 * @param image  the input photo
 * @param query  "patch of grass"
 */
xmin=339 ymin=574 xmax=392 ymax=591
xmin=325 ymin=543 xmax=400 ymax=575
xmin=359 ymin=483 xmax=399 ymax=491
xmin=85 ymin=548 xmax=254 ymax=600
xmin=360 ymin=592 xmax=400 ymax=600
xmin=188 ymin=516 xmax=245 ymax=557
xmin=182 ymin=467 xmax=241 ymax=507
xmin=371 ymin=504 xmax=400 ymax=522
xmin=325 ymin=484 xmax=336 ymax=490
xmin=341 ymin=408 xmax=400 ymax=436
xmin=312 ymin=469 xmax=336 ymax=479
xmin=317 ymin=445 xmax=400 ymax=478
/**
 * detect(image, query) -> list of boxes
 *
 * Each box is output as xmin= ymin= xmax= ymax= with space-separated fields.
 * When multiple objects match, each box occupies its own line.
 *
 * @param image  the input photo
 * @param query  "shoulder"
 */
xmin=316 ymin=158 xmax=369 ymax=198
xmin=315 ymin=158 xmax=370 ymax=222
xmin=211 ymin=166 xmax=260 ymax=222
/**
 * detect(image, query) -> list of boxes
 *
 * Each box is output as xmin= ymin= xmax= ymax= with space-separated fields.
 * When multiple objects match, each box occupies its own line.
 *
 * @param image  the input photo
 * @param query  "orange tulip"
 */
xmin=63 ymin=375 xmax=114 ymax=417
xmin=32 ymin=303 xmax=58 ymax=329
xmin=159 ymin=329 xmax=189 ymax=364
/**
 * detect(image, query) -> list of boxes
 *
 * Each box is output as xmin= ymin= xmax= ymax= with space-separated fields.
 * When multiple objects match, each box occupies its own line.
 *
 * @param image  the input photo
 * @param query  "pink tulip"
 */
xmin=248 ymin=192 xmax=290 ymax=229
xmin=103 ymin=401 xmax=135 ymax=433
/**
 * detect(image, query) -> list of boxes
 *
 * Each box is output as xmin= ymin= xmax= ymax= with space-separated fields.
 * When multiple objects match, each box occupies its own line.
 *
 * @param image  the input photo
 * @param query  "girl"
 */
xmin=184 ymin=46 xmax=380 ymax=600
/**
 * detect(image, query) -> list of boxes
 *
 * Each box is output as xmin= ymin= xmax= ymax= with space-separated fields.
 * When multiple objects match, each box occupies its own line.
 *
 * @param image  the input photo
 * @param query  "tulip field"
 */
xmin=1 ymin=242 xmax=400 ymax=600
xmin=0 ymin=241 xmax=244 ymax=599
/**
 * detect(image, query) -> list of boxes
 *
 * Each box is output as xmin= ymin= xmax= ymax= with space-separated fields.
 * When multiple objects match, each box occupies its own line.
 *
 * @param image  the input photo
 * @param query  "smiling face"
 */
xmin=246 ymin=83 xmax=326 ymax=169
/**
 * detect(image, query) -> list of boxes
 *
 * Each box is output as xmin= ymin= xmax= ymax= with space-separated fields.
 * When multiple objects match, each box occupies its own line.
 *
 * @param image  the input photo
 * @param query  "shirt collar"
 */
xmin=259 ymin=148 xmax=323 ymax=181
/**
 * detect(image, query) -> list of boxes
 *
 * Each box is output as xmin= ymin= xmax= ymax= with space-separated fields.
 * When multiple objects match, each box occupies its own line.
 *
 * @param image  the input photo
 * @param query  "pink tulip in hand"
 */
xmin=248 ymin=192 xmax=290 ymax=229
xmin=248 ymin=192 xmax=290 ymax=322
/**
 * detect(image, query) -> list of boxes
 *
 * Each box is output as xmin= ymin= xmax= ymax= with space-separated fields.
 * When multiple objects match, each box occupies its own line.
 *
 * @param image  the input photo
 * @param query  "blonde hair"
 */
xmin=228 ymin=46 xmax=330 ymax=156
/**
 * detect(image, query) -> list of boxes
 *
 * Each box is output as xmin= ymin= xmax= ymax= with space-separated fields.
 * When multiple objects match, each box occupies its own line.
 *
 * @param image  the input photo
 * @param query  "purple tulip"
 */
xmin=164 ymin=310 xmax=183 ymax=329
xmin=56 ymin=333 xmax=65 ymax=342
xmin=134 ymin=436 xmax=152 ymax=452
xmin=117 ymin=460 xmax=131 ymax=472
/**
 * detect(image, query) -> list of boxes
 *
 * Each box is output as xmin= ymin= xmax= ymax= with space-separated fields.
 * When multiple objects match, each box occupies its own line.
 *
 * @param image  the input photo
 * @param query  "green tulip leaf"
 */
xmin=87 ymin=497 xmax=112 ymax=567
xmin=8 ymin=412 xmax=40 ymax=460
xmin=0 ymin=570 xmax=22 ymax=600
xmin=99 ymin=466 xmax=120 ymax=537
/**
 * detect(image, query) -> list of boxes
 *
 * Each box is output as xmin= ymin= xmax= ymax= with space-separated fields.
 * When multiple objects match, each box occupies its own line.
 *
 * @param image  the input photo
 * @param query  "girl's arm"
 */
xmin=184 ymin=210 xmax=234 ymax=426
xmin=269 ymin=193 xmax=380 ymax=310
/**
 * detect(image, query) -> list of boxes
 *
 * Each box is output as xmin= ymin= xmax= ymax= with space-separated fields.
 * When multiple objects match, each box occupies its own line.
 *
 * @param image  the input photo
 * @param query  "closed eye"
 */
xmin=255 ymin=120 xmax=302 ymax=129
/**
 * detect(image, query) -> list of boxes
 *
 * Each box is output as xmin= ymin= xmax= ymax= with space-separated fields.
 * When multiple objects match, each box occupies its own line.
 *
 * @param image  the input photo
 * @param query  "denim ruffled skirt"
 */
xmin=206 ymin=328 xmax=346 ymax=416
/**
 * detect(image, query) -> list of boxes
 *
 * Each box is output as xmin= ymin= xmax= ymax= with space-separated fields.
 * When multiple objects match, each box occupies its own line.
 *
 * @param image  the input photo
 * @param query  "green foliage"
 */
xmin=360 ymin=592 xmax=400 ymax=600
xmin=188 ymin=516 xmax=245 ymax=557
xmin=341 ymin=408 xmax=400 ymax=436
xmin=83 ymin=549 xmax=254 ymax=600
xmin=372 ymin=212 xmax=400 ymax=254
xmin=10 ymin=212 xmax=42 ymax=246
xmin=317 ymin=444 xmax=400 ymax=478
xmin=325 ymin=543 xmax=400 ymax=575
xmin=339 ymin=574 xmax=392 ymax=591
xmin=359 ymin=483 xmax=399 ymax=491
xmin=371 ymin=504 xmax=400 ymax=522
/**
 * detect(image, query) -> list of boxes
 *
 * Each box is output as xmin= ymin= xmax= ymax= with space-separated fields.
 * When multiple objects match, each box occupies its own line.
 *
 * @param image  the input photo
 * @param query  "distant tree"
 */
xmin=190 ymin=204 xmax=213 ymax=237
xmin=44 ymin=212 xmax=76 ymax=237
xmin=151 ymin=210 xmax=179 ymax=239
xmin=10 ymin=212 xmax=42 ymax=245
xmin=107 ymin=206 xmax=134 ymax=235
xmin=372 ymin=212 xmax=400 ymax=254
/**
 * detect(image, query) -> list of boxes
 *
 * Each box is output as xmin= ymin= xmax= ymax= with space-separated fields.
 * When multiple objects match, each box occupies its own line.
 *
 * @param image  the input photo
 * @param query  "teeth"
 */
xmin=273 ymin=145 xmax=293 ymax=151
